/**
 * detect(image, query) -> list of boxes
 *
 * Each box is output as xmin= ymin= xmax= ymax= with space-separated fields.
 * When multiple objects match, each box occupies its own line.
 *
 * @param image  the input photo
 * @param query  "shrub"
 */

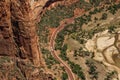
xmin=101 ymin=13 xmax=107 ymax=20
xmin=68 ymin=61 xmax=86 ymax=80
xmin=61 ymin=72 xmax=68 ymax=80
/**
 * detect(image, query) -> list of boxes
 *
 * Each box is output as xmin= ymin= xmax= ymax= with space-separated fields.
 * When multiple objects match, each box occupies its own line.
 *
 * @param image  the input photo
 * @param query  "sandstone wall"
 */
xmin=0 ymin=0 xmax=48 ymax=66
xmin=0 ymin=0 xmax=17 ymax=56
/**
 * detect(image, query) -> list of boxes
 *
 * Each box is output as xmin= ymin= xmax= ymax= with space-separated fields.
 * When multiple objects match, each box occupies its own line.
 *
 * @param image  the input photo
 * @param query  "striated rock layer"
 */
xmin=0 ymin=0 xmax=53 ymax=80
xmin=0 ymin=0 xmax=49 ymax=66
xmin=0 ymin=0 xmax=17 ymax=56
xmin=11 ymin=0 xmax=41 ymax=67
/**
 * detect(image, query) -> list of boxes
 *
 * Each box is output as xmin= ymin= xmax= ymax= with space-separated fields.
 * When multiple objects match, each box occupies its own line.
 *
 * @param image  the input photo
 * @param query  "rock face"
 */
xmin=0 ymin=0 xmax=49 ymax=66
xmin=0 ymin=0 xmax=17 ymax=56
xmin=0 ymin=56 xmax=53 ymax=80
xmin=0 ymin=0 xmax=53 ymax=79
xmin=11 ymin=0 xmax=41 ymax=66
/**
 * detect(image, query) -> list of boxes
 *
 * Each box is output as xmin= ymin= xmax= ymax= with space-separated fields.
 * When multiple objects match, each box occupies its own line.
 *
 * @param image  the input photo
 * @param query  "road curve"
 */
xmin=50 ymin=17 xmax=75 ymax=80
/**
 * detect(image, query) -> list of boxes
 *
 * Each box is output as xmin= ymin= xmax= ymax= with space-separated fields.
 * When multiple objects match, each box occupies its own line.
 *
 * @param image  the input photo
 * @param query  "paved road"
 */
xmin=49 ymin=17 xmax=75 ymax=80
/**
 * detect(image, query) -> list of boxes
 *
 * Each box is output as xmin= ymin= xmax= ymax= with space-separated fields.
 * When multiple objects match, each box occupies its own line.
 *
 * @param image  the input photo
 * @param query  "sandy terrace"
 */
xmin=85 ymin=29 xmax=120 ymax=79
xmin=97 ymin=36 xmax=115 ymax=51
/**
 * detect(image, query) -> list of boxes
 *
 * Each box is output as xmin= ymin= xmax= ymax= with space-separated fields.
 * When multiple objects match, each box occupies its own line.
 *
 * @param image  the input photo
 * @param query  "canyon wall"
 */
xmin=0 ymin=0 xmax=17 ymax=56
xmin=0 ymin=0 xmax=54 ymax=79
xmin=0 ymin=0 xmax=48 ymax=66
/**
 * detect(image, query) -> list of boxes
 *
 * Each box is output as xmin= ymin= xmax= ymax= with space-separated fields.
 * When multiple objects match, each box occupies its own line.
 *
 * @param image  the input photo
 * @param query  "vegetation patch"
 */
xmin=66 ymin=38 xmax=81 ymax=51
xmin=41 ymin=48 xmax=60 ymax=69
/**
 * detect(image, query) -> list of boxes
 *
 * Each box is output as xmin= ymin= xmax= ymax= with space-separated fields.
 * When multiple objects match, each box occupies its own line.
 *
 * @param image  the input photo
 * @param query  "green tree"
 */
xmin=101 ymin=13 xmax=107 ymax=20
xmin=61 ymin=72 xmax=68 ymax=80
xmin=108 ymin=25 xmax=116 ymax=33
xmin=68 ymin=61 xmax=85 ymax=80
xmin=90 ymin=0 xmax=101 ymax=6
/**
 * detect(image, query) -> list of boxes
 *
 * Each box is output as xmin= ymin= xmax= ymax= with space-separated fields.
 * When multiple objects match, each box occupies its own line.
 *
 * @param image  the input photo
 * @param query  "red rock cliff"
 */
xmin=0 ymin=0 xmax=17 ymax=56
xmin=0 ymin=0 xmax=48 ymax=66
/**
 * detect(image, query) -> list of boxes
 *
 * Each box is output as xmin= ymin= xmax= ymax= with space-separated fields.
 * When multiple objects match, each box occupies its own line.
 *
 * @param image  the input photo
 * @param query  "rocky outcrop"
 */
xmin=0 ymin=0 xmax=17 ymax=56
xmin=0 ymin=56 xmax=53 ymax=80
xmin=0 ymin=0 xmax=49 ymax=66
xmin=11 ymin=0 xmax=41 ymax=67
xmin=0 ymin=0 xmax=54 ymax=79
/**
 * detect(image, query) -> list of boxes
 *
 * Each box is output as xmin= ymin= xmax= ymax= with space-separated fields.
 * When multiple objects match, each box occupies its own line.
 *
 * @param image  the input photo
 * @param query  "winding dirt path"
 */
xmin=48 ymin=3 xmax=96 ymax=79
xmin=50 ymin=17 xmax=75 ymax=80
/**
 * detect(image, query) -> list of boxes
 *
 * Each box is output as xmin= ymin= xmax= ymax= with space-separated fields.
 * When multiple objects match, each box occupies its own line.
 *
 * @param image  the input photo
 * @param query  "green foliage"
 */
xmin=55 ymin=26 xmax=71 ymax=50
xmin=108 ymin=25 xmax=116 ymax=33
xmin=104 ymin=71 xmax=117 ymax=80
xmin=101 ymin=13 xmax=107 ymax=20
xmin=53 ymin=77 xmax=57 ymax=80
xmin=59 ymin=44 xmax=69 ymax=61
xmin=68 ymin=61 xmax=85 ymax=80
xmin=70 ymin=0 xmax=92 ymax=11
xmin=89 ymin=8 xmax=102 ymax=15
xmin=39 ymin=5 xmax=74 ymax=28
xmin=74 ymin=48 xmax=90 ymax=57
xmin=61 ymin=72 xmax=68 ymax=80
xmin=94 ymin=17 xmax=98 ymax=21
xmin=108 ymin=3 xmax=120 ymax=15
xmin=41 ymin=48 xmax=51 ymax=54
xmin=76 ymin=16 xmax=85 ymax=25
xmin=41 ymin=48 xmax=59 ymax=68
xmin=86 ymin=60 xmax=98 ymax=80
xmin=39 ymin=0 xmax=93 ymax=29
xmin=55 ymin=31 xmax=65 ymax=50
xmin=89 ymin=0 xmax=102 ymax=7
xmin=86 ymin=26 xmax=105 ymax=39
xmin=38 ymin=27 xmax=49 ymax=43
